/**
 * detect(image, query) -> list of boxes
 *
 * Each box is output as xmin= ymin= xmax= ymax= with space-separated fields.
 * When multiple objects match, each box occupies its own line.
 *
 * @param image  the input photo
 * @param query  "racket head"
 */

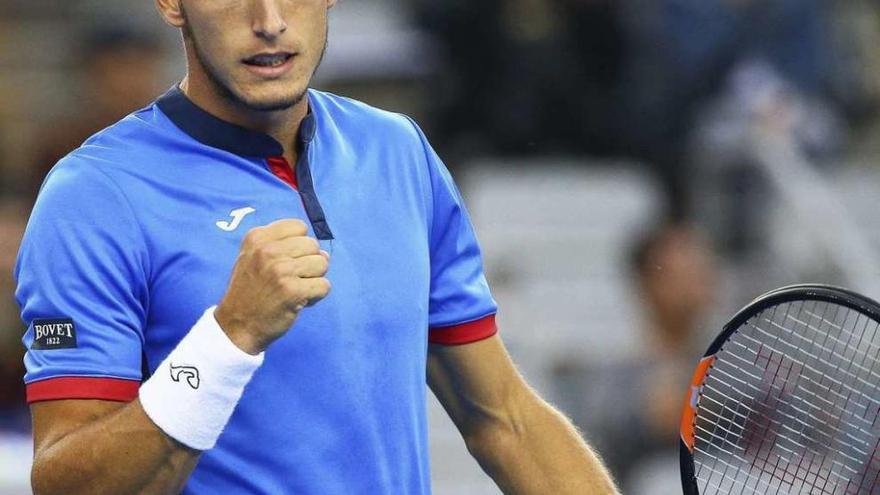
xmin=680 ymin=284 xmax=880 ymax=495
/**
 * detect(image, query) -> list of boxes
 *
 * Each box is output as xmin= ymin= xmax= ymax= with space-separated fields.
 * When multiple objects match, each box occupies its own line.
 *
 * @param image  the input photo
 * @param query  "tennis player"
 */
xmin=16 ymin=1 xmax=619 ymax=493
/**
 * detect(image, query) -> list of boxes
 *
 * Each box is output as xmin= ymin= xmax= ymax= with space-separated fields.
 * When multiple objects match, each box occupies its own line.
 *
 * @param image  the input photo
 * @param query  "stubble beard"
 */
xmin=181 ymin=16 xmax=328 ymax=113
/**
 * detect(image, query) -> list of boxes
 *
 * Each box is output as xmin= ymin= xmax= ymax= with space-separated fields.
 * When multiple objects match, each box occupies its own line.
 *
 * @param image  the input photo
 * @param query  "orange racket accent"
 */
xmin=680 ymin=355 xmax=716 ymax=452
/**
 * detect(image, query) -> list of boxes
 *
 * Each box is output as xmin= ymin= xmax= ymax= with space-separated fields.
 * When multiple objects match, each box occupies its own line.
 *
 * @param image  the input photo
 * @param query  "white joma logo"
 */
xmin=216 ymin=207 xmax=256 ymax=231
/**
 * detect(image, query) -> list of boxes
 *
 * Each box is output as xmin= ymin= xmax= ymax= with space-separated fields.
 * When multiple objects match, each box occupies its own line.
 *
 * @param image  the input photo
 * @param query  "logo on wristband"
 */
xmin=170 ymin=363 xmax=201 ymax=389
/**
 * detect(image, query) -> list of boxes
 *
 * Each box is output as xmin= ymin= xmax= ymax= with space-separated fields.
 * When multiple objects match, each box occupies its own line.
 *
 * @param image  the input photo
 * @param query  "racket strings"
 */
xmin=767 ymin=314 xmax=880 ymax=412
xmin=693 ymin=300 xmax=880 ymax=494
xmin=741 ymin=303 xmax=876 ymax=494
xmin=736 ymin=327 xmax=878 ymax=442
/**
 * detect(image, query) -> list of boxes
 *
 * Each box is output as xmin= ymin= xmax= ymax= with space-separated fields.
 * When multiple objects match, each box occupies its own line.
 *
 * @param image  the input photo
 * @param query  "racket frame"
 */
xmin=679 ymin=283 xmax=880 ymax=495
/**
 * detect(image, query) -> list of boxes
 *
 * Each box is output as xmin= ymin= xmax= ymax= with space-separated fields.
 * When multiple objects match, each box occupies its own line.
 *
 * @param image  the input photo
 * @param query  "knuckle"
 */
xmin=285 ymin=219 xmax=308 ymax=235
xmin=306 ymin=237 xmax=320 ymax=253
xmin=282 ymin=278 xmax=303 ymax=297
xmin=269 ymin=261 xmax=288 ymax=280
xmin=318 ymin=257 xmax=329 ymax=274
xmin=252 ymin=244 xmax=267 ymax=260
xmin=253 ymin=244 xmax=276 ymax=264
xmin=242 ymin=228 xmax=262 ymax=247
xmin=294 ymin=237 xmax=320 ymax=255
xmin=292 ymin=219 xmax=309 ymax=231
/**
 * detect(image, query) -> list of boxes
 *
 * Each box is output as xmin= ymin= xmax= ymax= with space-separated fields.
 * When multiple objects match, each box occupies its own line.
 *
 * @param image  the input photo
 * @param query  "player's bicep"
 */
xmin=427 ymin=334 xmax=530 ymax=439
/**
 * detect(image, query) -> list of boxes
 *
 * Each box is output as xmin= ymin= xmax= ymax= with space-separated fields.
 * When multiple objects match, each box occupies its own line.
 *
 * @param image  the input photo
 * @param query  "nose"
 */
xmin=252 ymin=0 xmax=288 ymax=40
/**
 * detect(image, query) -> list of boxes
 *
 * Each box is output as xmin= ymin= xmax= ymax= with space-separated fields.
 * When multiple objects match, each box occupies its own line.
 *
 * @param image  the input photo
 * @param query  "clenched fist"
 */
xmin=214 ymin=219 xmax=331 ymax=355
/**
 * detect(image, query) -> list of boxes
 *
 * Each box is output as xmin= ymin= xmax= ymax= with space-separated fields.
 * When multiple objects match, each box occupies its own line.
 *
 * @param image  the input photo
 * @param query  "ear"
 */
xmin=155 ymin=0 xmax=186 ymax=28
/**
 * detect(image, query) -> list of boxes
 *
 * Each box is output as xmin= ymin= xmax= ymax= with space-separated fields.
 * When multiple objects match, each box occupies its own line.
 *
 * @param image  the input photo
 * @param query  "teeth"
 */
xmin=249 ymin=54 xmax=288 ymax=67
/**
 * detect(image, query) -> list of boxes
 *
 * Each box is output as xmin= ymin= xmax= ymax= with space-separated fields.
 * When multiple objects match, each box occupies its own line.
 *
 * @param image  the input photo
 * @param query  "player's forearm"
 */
xmin=466 ymin=394 xmax=619 ymax=495
xmin=32 ymin=399 xmax=199 ymax=495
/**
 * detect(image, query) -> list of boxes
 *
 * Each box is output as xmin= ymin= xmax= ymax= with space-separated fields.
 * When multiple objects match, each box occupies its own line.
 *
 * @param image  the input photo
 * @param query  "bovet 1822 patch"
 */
xmin=31 ymin=318 xmax=77 ymax=350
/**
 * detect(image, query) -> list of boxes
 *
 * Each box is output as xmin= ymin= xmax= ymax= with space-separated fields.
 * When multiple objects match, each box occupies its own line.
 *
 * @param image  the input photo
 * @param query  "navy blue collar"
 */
xmin=156 ymin=85 xmax=316 ymax=158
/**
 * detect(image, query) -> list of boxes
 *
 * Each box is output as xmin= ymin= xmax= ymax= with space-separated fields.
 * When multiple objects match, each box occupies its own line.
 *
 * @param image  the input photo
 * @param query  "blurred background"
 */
xmin=3 ymin=0 xmax=880 ymax=493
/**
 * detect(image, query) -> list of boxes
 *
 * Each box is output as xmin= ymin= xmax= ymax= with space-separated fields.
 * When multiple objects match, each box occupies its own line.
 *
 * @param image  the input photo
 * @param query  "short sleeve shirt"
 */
xmin=15 ymin=87 xmax=497 ymax=494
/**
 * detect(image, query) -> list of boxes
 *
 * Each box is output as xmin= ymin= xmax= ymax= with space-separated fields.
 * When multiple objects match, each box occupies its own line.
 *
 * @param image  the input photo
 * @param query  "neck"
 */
xmin=180 ymin=72 xmax=307 ymax=163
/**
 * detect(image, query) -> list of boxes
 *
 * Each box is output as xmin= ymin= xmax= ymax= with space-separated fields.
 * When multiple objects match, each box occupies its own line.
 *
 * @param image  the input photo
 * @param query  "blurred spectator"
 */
xmin=0 ymin=199 xmax=29 ymax=433
xmin=618 ymin=0 xmax=841 ymax=220
xmin=0 ymin=24 xmax=166 ymax=437
xmin=553 ymin=222 xmax=718 ymax=492
xmin=687 ymin=59 xmax=845 ymax=264
xmin=829 ymin=1 xmax=880 ymax=157
xmin=27 ymin=27 xmax=165 ymax=200
xmin=412 ymin=0 xmax=624 ymax=162
xmin=415 ymin=0 xmax=848 ymax=223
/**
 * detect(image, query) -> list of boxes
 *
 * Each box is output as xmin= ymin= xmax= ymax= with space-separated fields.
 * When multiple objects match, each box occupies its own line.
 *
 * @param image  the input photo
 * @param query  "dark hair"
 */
xmin=628 ymin=222 xmax=678 ymax=278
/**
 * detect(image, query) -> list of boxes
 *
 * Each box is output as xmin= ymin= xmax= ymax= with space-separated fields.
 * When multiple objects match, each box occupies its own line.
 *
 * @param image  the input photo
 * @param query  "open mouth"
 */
xmin=242 ymin=52 xmax=294 ymax=68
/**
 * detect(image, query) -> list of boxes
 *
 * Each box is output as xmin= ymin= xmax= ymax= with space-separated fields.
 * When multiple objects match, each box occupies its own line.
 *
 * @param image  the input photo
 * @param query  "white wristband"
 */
xmin=139 ymin=306 xmax=264 ymax=450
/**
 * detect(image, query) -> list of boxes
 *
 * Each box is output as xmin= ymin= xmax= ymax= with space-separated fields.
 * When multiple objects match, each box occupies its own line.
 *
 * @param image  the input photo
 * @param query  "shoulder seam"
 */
xmin=399 ymin=114 xmax=436 ymax=244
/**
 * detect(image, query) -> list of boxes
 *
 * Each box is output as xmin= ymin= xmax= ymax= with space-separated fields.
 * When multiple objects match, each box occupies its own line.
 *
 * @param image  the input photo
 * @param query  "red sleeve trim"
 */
xmin=429 ymin=314 xmax=497 ymax=345
xmin=26 ymin=377 xmax=140 ymax=404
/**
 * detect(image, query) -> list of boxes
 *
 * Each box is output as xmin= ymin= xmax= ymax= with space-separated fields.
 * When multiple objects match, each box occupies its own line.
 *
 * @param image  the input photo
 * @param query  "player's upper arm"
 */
xmin=402 ymin=117 xmax=499 ymax=345
xmin=427 ymin=334 xmax=532 ymax=442
xmin=16 ymin=156 xmax=148 ymax=404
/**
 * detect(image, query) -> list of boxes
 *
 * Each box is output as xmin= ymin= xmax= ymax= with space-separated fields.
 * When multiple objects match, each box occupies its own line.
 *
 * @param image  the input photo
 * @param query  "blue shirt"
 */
xmin=15 ymin=87 xmax=498 ymax=494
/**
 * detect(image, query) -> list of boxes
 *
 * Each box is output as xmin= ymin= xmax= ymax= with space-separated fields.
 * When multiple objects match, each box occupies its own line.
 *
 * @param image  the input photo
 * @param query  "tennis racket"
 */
xmin=680 ymin=284 xmax=880 ymax=494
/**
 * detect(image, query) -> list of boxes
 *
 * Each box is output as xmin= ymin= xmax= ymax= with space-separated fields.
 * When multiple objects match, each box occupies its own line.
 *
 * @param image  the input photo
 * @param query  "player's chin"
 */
xmin=237 ymin=85 xmax=307 ymax=112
